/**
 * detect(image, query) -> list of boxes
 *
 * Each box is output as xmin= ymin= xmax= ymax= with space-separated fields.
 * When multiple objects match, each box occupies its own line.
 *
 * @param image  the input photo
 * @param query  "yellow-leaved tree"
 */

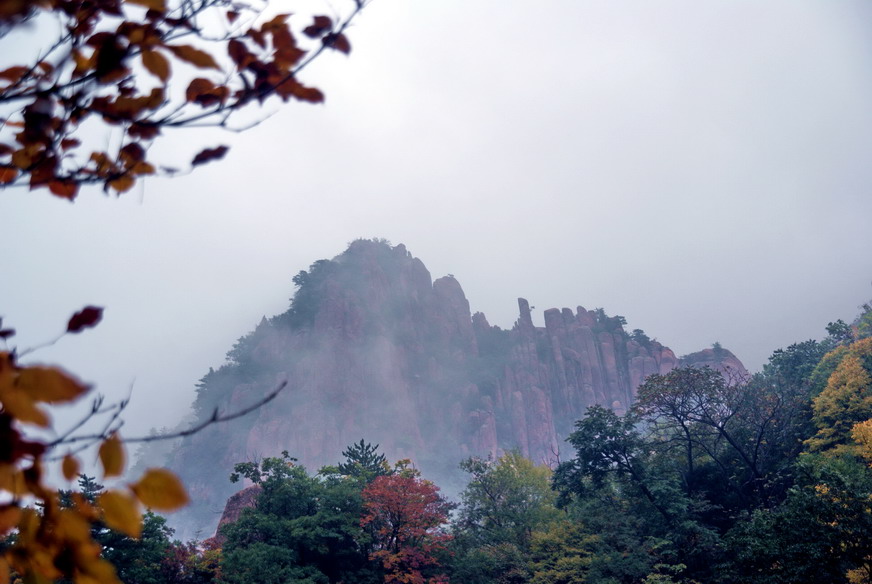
xmin=807 ymin=337 xmax=872 ymax=456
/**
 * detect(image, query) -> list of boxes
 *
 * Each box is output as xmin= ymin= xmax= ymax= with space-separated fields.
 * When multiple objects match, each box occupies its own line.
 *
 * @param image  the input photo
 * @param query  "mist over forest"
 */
xmin=3 ymin=0 xmax=872 ymax=583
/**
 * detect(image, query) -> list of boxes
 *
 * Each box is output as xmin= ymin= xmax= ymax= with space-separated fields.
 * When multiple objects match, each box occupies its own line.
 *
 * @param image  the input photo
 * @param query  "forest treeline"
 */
xmin=15 ymin=304 xmax=872 ymax=584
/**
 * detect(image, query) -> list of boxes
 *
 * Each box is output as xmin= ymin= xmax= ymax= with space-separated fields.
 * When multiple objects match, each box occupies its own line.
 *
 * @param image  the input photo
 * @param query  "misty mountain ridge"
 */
xmin=150 ymin=239 xmax=745 ymax=539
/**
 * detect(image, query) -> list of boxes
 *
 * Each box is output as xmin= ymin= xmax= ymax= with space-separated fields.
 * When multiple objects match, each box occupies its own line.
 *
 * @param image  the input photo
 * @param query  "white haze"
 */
xmin=2 ymin=0 xmax=872 ymax=443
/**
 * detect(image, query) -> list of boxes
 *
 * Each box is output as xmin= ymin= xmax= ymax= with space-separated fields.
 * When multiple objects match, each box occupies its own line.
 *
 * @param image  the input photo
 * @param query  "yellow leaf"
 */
xmin=167 ymin=44 xmax=221 ymax=70
xmin=130 ymin=468 xmax=189 ymax=511
xmin=55 ymin=508 xmax=91 ymax=542
xmin=16 ymin=366 xmax=89 ymax=403
xmin=98 ymin=490 xmax=141 ymax=538
xmin=98 ymin=434 xmax=125 ymax=478
xmin=74 ymin=556 xmax=120 ymax=584
xmin=141 ymin=49 xmax=170 ymax=82
xmin=0 ymin=389 xmax=49 ymax=427
xmin=62 ymin=454 xmax=80 ymax=481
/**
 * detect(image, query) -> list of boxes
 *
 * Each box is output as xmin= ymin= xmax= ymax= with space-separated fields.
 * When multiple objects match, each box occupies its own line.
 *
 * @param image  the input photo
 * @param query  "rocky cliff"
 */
xmin=158 ymin=240 xmax=745 ymax=538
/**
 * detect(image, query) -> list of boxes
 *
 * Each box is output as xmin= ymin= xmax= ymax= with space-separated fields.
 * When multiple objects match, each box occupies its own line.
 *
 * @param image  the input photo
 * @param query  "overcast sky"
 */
xmin=2 ymin=0 xmax=872 ymax=440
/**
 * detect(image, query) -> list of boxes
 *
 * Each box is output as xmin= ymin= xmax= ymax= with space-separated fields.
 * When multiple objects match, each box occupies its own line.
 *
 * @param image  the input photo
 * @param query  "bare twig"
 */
xmin=45 ymin=379 xmax=288 ymax=458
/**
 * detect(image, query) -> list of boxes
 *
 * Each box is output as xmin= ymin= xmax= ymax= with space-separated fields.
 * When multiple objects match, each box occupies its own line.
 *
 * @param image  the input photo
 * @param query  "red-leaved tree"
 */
xmin=361 ymin=462 xmax=454 ymax=584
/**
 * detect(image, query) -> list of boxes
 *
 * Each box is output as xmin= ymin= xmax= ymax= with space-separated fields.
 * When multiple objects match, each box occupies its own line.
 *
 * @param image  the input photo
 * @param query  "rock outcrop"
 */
xmin=159 ymin=239 xmax=745 ymax=539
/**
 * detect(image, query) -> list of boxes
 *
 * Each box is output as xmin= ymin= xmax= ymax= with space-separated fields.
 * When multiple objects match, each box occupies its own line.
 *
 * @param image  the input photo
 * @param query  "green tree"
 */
xmin=527 ymin=521 xmax=596 ymax=584
xmin=725 ymin=455 xmax=872 ymax=584
xmin=448 ymin=452 xmax=562 ymax=584
xmin=634 ymin=366 xmax=806 ymax=512
xmin=554 ymin=406 xmax=719 ymax=583
xmin=57 ymin=476 xmax=180 ymax=584
xmin=336 ymin=439 xmax=391 ymax=482
xmin=456 ymin=451 xmax=560 ymax=550
xmin=221 ymin=451 xmax=378 ymax=584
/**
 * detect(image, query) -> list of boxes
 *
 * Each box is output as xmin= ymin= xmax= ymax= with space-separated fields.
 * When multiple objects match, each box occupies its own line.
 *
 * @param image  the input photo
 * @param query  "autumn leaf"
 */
xmin=0 ymin=66 xmax=27 ymax=83
xmin=126 ymin=0 xmax=166 ymax=11
xmin=99 ymin=434 xmax=125 ymax=478
xmin=168 ymin=44 xmax=221 ymax=70
xmin=141 ymin=49 xmax=170 ymax=82
xmin=227 ymin=39 xmax=254 ymax=68
xmin=0 ymin=165 xmax=17 ymax=184
xmin=0 ymin=390 xmax=49 ymax=427
xmin=191 ymin=145 xmax=229 ymax=166
xmin=59 ymin=138 xmax=80 ymax=151
xmin=55 ymin=508 xmax=91 ymax=542
xmin=48 ymin=180 xmax=78 ymax=200
xmin=16 ymin=366 xmax=89 ymax=403
xmin=131 ymin=161 xmax=156 ymax=175
xmin=67 ymin=306 xmax=103 ymax=333
xmin=0 ymin=464 xmax=27 ymax=498
xmin=303 ymin=15 xmax=333 ymax=38
xmin=108 ymin=175 xmax=136 ymax=193
xmin=98 ymin=490 xmax=141 ymax=538
xmin=324 ymin=33 xmax=351 ymax=55
xmin=130 ymin=468 xmax=189 ymax=511
xmin=119 ymin=142 xmax=145 ymax=164
xmin=275 ymin=78 xmax=324 ymax=103
xmin=0 ymin=505 xmax=21 ymax=536
xmin=62 ymin=454 xmax=80 ymax=481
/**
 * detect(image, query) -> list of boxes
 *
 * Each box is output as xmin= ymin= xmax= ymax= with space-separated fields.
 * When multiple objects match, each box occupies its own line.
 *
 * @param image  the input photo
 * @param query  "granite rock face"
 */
xmin=161 ymin=240 xmax=745 ymax=538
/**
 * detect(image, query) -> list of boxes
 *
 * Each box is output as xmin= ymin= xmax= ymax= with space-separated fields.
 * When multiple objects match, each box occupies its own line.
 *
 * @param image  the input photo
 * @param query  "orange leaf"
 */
xmin=62 ymin=455 xmax=80 ymax=481
xmin=0 ymin=166 xmax=17 ymax=185
xmin=98 ymin=490 xmax=141 ymax=538
xmin=72 ymin=49 xmax=95 ymax=78
xmin=0 ymin=390 xmax=49 ymax=427
xmin=108 ymin=174 xmax=135 ymax=193
xmin=0 ymin=505 xmax=21 ymax=536
xmin=130 ymin=469 xmax=189 ymax=511
xmin=167 ymin=44 xmax=220 ymax=70
xmin=0 ymin=465 xmax=27 ymax=498
xmin=228 ymin=39 xmax=254 ymax=68
xmin=185 ymin=77 xmax=226 ymax=106
xmin=48 ymin=180 xmax=78 ymax=199
xmin=99 ymin=434 xmax=125 ymax=478
xmin=131 ymin=161 xmax=155 ymax=175
xmin=142 ymin=49 xmax=170 ymax=82
xmin=275 ymin=78 xmax=324 ymax=103
xmin=0 ymin=556 xmax=10 ymax=584
xmin=16 ymin=366 xmax=89 ymax=403
xmin=55 ymin=508 xmax=91 ymax=542
xmin=127 ymin=0 xmax=166 ymax=11
xmin=0 ymin=66 xmax=28 ymax=83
